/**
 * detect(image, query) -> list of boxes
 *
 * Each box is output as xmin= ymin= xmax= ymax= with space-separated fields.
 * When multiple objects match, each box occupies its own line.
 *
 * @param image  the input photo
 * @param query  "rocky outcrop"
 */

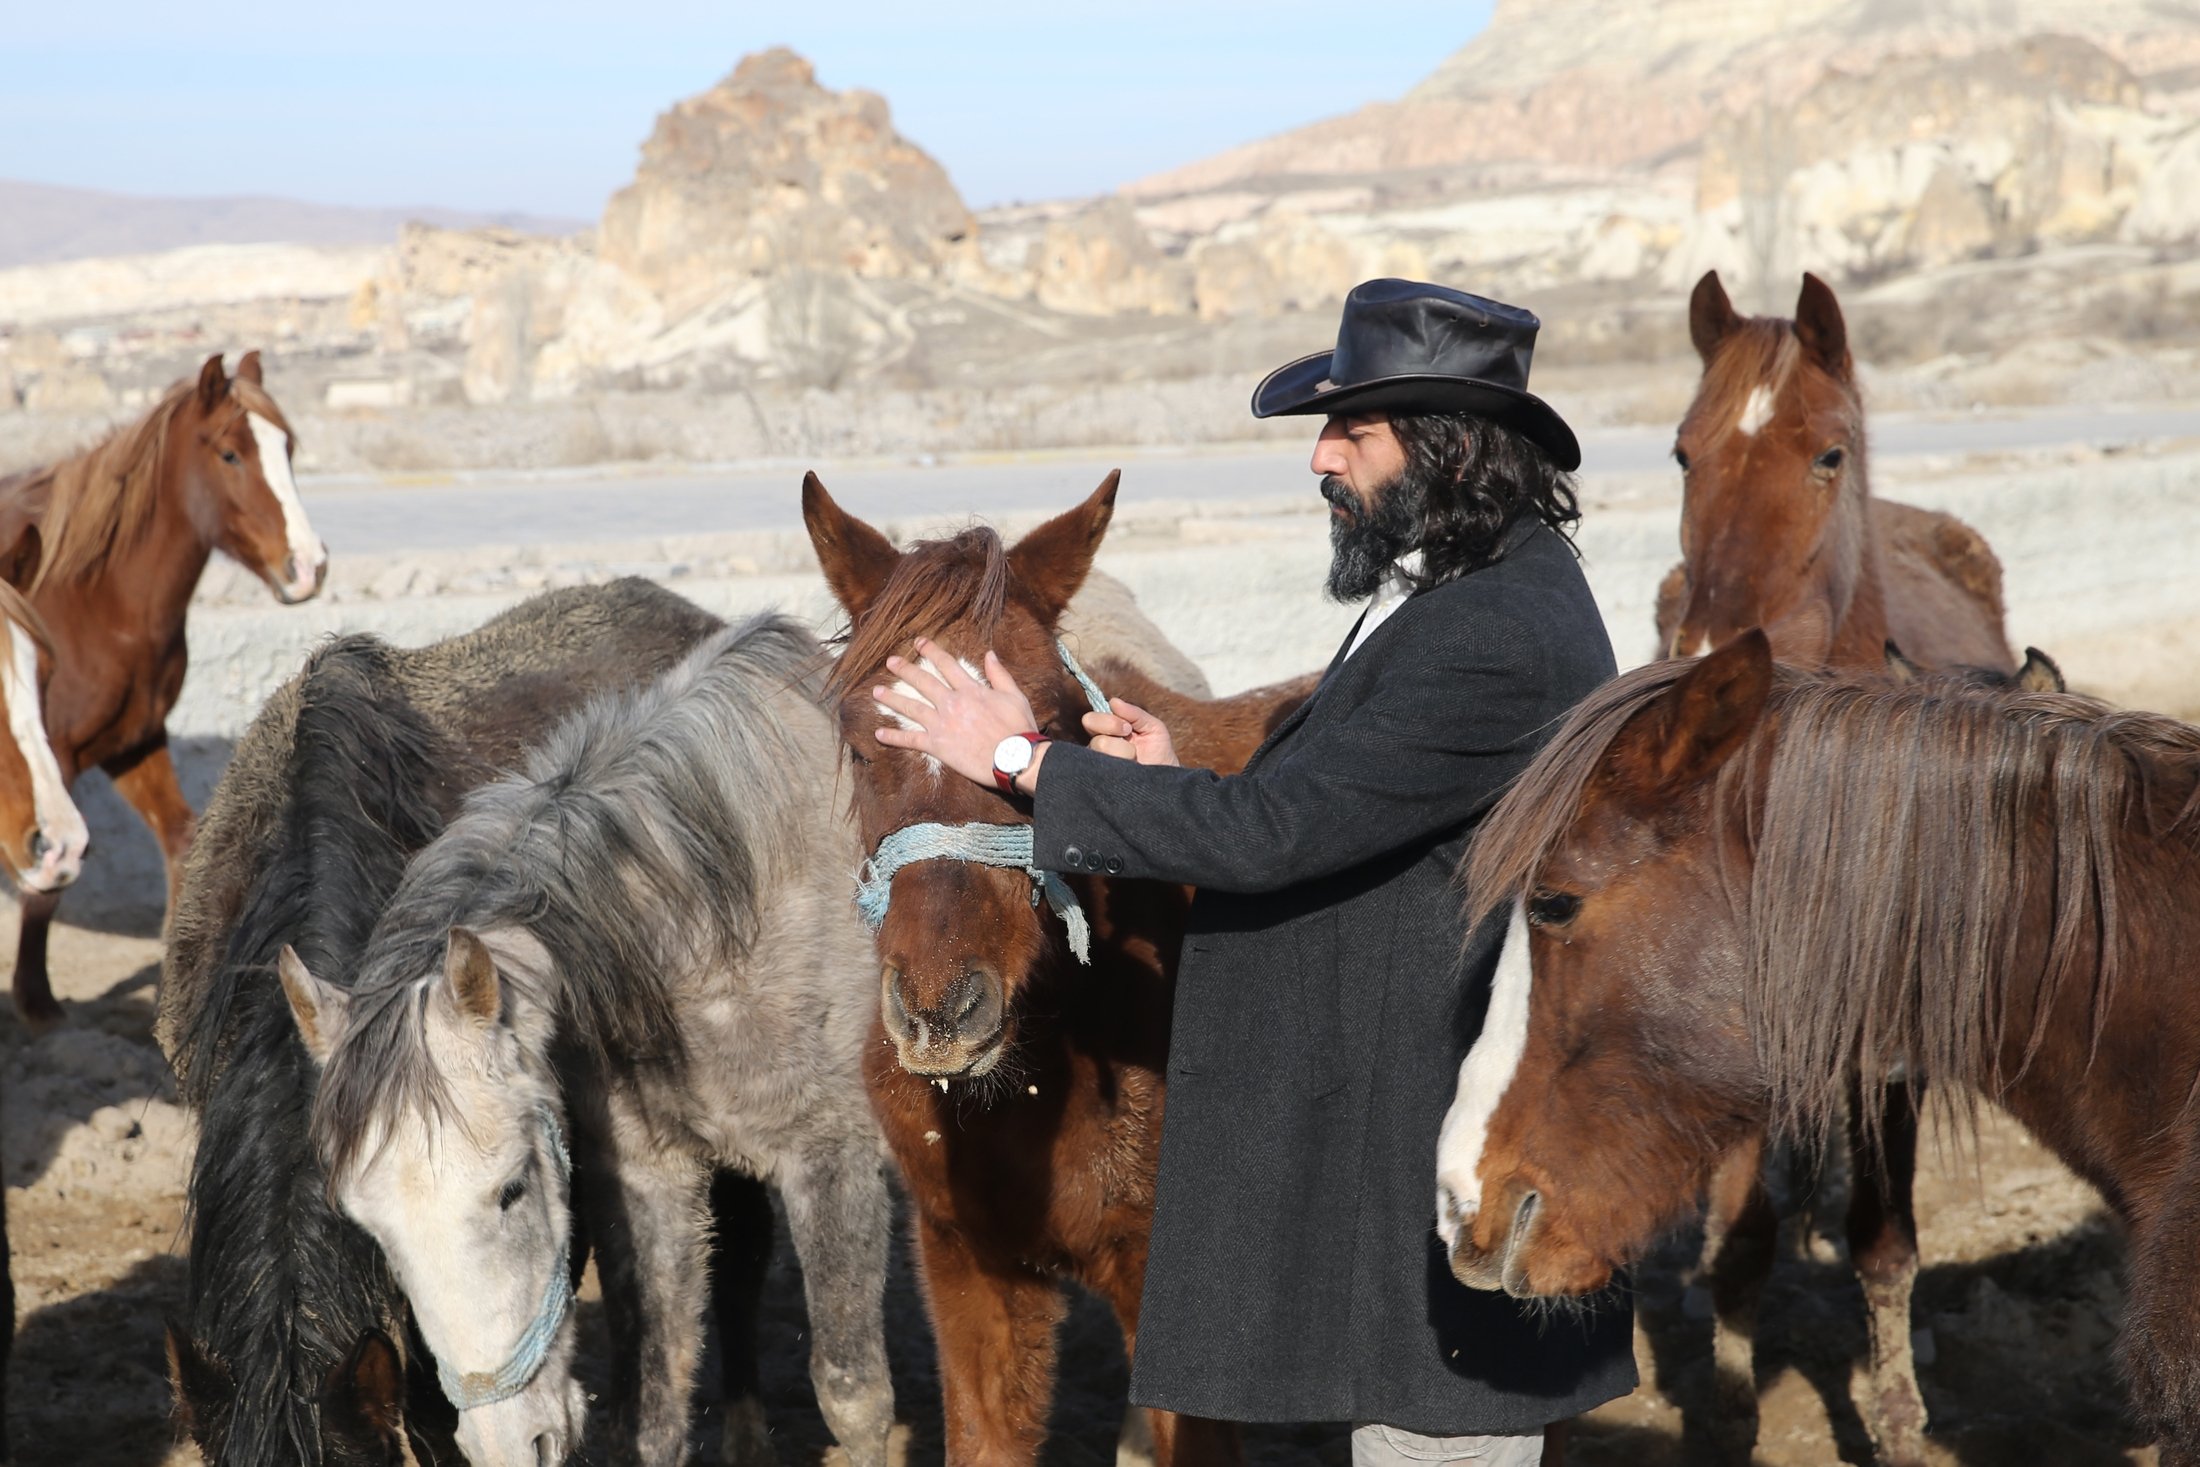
xmin=598 ymin=48 xmax=973 ymax=311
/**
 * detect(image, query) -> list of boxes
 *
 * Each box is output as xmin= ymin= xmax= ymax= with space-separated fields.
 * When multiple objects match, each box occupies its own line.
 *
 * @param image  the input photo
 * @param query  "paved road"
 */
xmin=297 ymin=406 xmax=2200 ymax=555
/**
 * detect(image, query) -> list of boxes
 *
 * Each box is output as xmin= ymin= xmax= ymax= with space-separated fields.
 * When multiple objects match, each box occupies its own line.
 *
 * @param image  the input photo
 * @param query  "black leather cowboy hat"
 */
xmin=1251 ymin=278 xmax=1580 ymax=471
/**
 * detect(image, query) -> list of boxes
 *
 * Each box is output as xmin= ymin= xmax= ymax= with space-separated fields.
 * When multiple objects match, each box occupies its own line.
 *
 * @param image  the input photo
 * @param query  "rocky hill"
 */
xmin=8 ymin=4 xmax=2200 ymax=463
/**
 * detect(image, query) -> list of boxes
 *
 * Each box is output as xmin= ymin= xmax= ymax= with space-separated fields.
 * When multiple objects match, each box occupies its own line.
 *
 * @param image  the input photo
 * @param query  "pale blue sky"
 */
xmin=3 ymin=2 xmax=1495 ymax=219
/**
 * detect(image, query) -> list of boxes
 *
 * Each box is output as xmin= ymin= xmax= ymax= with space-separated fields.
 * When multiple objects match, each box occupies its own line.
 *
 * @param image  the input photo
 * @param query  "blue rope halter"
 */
xmin=436 ymin=1108 xmax=577 ymax=1412
xmin=853 ymin=641 xmax=1112 ymax=965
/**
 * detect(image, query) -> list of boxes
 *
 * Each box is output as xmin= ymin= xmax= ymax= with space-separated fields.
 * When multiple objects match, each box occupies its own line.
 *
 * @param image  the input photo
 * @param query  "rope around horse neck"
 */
xmin=852 ymin=640 xmax=1113 ymax=965
xmin=436 ymin=1108 xmax=577 ymax=1412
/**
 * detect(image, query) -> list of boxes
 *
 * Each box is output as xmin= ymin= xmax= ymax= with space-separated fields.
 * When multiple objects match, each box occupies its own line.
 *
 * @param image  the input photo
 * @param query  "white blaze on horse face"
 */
xmin=244 ymin=412 xmax=328 ymax=602
xmin=2 ymin=623 xmax=86 ymax=892
xmin=1736 ymin=384 xmax=1775 ymax=438
xmin=1434 ymin=901 xmax=1534 ymax=1250
xmin=333 ymin=988 xmax=580 ymax=1463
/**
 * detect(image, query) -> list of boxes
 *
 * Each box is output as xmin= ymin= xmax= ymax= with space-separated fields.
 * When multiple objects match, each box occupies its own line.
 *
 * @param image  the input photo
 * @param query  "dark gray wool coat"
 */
xmin=1032 ymin=520 xmax=1636 ymax=1434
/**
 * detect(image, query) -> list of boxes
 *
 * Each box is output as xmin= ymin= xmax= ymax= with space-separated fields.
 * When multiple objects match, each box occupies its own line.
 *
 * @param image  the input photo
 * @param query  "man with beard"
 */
xmin=871 ymin=280 xmax=1634 ymax=1465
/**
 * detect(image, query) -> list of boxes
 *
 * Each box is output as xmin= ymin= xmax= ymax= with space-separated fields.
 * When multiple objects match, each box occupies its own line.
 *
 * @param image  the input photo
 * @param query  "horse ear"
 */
xmin=279 ymin=945 xmax=349 ymax=1064
xmin=236 ymin=349 xmax=264 ymax=386
xmin=444 ymin=927 xmax=501 ymax=1025
xmin=0 ymin=523 xmax=41 ymax=589
xmin=1619 ymin=629 xmax=1774 ymax=796
xmin=323 ymin=1329 xmax=406 ymax=1442
xmin=1794 ymin=273 xmax=1850 ymax=376
xmin=1008 ymin=471 xmax=1119 ymax=621
xmin=2017 ymin=646 xmax=2066 ymax=693
xmin=1883 ymin=640 xmax=1922 ymax=685
xmin=1689 ymin=271 xmax=1740 ymax=364
xmin=196 ymin=353 xmax=230 ymax=412
xmin=165 ymin=1323 xmax=234 ymax=1436
xmin=802 ymin=471 xmax=899 ymax=620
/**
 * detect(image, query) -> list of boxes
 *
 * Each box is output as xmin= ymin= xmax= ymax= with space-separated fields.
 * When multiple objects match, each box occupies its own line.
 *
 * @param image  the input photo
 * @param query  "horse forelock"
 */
xmin=828 ymin=527 xmax=1015 ymax=703
xmin=1471 ymin=662 xmax=2200 ymax=1161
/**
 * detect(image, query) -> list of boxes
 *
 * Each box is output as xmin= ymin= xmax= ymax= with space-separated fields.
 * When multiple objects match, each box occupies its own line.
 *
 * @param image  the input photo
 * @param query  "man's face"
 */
xmin=1312 ymin=411 xmax=1422 ymax=601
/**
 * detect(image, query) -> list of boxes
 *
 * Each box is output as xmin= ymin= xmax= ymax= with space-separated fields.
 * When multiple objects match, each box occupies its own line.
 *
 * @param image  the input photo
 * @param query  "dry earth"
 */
xmin=0 ymin=904 xmax=2161 ymax=1467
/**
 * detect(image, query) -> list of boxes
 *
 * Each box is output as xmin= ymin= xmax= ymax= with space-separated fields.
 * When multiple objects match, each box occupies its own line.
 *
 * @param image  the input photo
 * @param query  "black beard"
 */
xmin=1324 ymin=469 xmax=1427 ymax=602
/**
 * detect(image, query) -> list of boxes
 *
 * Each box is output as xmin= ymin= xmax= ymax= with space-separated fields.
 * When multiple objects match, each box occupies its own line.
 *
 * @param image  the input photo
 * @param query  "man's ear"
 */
xmin=1008 ymin=471 xmax=1118 ymax=623
xmin=1613 ymin=628 xmax=1774 ymax=798
xmin=279 ymin=945 xmax=349 ymax=1065
xmin=802 ymin=471 xmax=899 ymax=621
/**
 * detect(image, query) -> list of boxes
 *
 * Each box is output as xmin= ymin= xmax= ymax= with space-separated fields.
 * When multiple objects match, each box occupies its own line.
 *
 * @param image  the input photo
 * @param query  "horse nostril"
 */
xmin=533 ymin=1431 xmax=557 ymax=1467
xmin=26 ymin=831 xmax=46 ymax=862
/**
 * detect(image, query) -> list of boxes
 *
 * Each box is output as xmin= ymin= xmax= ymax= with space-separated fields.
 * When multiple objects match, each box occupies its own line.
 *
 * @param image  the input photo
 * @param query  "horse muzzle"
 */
xmin=271 ymin=543 xmax=329 ymax=604
xmin=882 ymin=962 xmax=1006 ymax=1079
xmin=453 ymin=1373 xmax=585 ymax=1467
xmin=20 ymin=822 xmax=87 ymax=893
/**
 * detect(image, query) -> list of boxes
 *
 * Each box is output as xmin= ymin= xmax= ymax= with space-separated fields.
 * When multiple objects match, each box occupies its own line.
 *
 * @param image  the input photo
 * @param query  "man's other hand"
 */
xmin=1085 ymin=699 xmax=1179 ymax=767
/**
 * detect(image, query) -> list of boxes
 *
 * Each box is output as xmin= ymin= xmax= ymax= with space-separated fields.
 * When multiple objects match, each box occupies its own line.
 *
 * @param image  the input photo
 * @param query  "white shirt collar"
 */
xmin=1344 ymin=551 xmax=1424 ymax=660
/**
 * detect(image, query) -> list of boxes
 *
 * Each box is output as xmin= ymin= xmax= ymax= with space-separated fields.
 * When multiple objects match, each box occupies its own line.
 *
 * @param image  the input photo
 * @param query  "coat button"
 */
xmin=1063 ymin=845 xmax=1085 ymax=870
xmin=1105 ymin=857 xmax=1124 ymax=874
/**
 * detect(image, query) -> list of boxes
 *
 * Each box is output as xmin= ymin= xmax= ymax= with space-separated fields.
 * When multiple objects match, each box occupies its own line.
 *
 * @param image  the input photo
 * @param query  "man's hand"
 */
xmin=873 ymin=640 xmax=1041 ymax=790
xmin=1084 ymin=699 xmax=1179 ymax=767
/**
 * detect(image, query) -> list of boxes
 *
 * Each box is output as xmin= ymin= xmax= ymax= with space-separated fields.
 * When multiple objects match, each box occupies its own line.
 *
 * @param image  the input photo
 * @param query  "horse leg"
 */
xmin=11 ymin=886 xmax=62 ymax=1031
xmin=709 ymin=1169 xmax=779 ymax=1467
xmin=1688 ymin=1134 xmax=1772 ymax=1467
xmin=104 ymin=738 xmax=199 ymax=915
xmin=1847 ymin=1080 xmax=1926 ymax=1467
xmin=913 ymin=1211 xmax=1065 ymax=1467
xmin=776 ymin=1141 xmax=894 ymax=1467
xmin=577 ymin=1139 xmax=713 ymax=1467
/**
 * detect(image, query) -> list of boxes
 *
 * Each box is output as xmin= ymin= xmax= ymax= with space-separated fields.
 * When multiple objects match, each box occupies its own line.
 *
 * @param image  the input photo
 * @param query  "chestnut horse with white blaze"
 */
xmin=0 ymin=351 xmax=327 ymax=1026
xmin=1647 ymin=272 xmax=2016 ymax=1465
xmin=1437 ymin=630 xmax=2200 ymax=1465
xmin=0 ymin=532 xmax=90 ymax=896
xmin=805 ymin=470 xmax=1311 ymax=1466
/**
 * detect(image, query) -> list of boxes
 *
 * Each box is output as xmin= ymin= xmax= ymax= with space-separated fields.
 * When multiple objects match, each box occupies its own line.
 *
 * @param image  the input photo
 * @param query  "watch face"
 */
xmin=994 ymin=734 xmax=1033 ymax=775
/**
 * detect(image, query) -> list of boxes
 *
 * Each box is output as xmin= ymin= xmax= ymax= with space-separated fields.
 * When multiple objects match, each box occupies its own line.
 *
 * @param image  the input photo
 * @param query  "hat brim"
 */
xmin=1251 ymin=350 xmax=1582 ymax=473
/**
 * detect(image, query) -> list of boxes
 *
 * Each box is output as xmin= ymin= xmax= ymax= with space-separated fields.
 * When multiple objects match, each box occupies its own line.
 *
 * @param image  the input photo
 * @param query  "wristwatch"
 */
xmin=992 ymin=732 xmax=1049 ymax=792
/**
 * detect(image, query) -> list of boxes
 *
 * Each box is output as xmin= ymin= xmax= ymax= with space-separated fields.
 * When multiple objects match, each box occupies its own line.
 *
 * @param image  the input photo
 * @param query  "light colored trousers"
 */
xmin=1351 ymin=1423 xmax=1544 ymax=1467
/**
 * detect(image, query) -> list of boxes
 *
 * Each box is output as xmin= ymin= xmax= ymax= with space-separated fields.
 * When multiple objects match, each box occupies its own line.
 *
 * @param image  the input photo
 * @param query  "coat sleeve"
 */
xmin=1030 ymin=608 xmax=1561 ymax=894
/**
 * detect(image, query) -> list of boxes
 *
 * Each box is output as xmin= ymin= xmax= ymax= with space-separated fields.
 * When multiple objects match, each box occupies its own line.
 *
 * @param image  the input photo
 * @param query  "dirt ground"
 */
xmin=0 ymin=911 xmax=2158 ymax=1467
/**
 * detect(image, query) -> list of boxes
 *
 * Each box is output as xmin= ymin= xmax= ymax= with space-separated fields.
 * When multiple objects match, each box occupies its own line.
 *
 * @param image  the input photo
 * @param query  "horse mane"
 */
xmin=0 ymin=579 xmax=53 ymax=658
xmin=826 ymin=526 xmax=1011 ymax=700
xmin=180 ymin=635 xmax=448 ymax=1463
xmin=1467 ymin=663 xmax=2200 ymax=1153
xmin=315 ymin=613 xmax=827 ymax=1183
xmin=29 ymin=373 xmax=294 ymax=589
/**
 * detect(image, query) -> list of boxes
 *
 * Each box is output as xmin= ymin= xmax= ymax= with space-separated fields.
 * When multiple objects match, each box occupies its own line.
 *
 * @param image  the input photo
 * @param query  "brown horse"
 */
xmin=1437 ymin=629 xmax=2200 ymax=1465
xmin=1648 ymin=272 xmax=2017 ymax=1465
xmin=0 ymin=350 xmax=327 ymax=1026
xmin=806 ymin=470 xmax=1309 ymax=1466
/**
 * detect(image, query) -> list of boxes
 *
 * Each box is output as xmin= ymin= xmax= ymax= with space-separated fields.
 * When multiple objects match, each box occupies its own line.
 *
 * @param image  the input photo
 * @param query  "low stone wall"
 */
xmin=50 ymin=444 xmax=2200 ymax=928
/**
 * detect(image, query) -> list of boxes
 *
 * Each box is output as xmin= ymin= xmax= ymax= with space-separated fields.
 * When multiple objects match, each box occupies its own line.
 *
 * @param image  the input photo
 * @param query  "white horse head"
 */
xmin=285 ymin=926 xmax=586 ymax=1467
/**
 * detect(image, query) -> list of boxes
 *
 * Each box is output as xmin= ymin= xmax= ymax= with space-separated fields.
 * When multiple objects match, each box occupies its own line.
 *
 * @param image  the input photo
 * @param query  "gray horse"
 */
xmin=282 ymin=614 xmax=893 ymax=1467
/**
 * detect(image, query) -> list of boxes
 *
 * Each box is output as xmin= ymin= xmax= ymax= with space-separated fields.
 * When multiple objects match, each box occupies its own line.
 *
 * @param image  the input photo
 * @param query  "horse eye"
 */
xmin=1672 ymin=446 xmax=1691 ymax=473
xmin=1526 ymin=890 xmax=1580 ymax=928
xmin=1814 ymin=446 xmax=1845 ymax=473
xmin=220 ymin=449 xmax=241 ymax=466
xmin=497 ymin=1178 xmax=527 ymax=1212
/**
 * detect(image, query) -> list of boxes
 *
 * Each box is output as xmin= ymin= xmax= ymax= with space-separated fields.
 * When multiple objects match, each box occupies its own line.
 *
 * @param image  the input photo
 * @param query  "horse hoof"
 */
xmin=12 ymin=993 xmax=62 ymax=1037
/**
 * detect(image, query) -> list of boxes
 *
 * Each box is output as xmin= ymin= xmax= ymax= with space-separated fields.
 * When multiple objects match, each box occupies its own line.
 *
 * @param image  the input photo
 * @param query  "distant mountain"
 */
xmin=0 ymin=179 xmax=584 ymax=270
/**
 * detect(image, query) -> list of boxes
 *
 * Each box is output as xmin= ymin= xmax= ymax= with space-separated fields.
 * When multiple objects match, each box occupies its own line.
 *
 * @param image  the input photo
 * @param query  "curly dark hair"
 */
xmin=1389 ymin=410 xmax=1581 ymax=590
